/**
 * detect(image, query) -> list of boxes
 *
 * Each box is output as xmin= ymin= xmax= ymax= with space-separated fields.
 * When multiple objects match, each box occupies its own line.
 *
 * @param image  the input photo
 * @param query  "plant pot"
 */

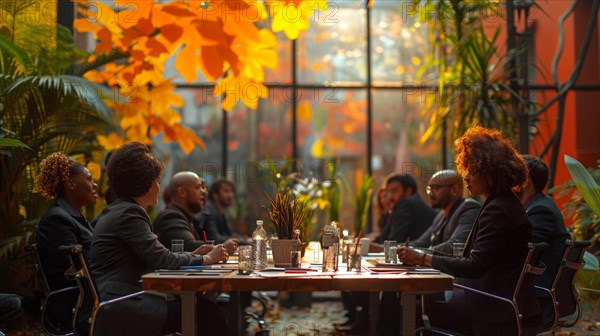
xmin=270 ymin=239 xmax=297 ymax=267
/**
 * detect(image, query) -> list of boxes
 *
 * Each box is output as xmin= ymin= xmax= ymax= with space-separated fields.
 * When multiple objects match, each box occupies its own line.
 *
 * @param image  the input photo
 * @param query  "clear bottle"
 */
xmin=252 ymin=220 xmax=268 ymax=270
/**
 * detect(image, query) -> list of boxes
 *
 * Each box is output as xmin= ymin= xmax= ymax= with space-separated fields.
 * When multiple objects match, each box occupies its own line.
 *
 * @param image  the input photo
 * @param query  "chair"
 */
xmin=24 ymin=244 xmax=78 ymax=336
xmin=420 ymin=242 xmax=548 ymax=336
xmin=58 ymin=244 xmax=145 ymax=336
xmin=536 ymin=240 xmax=591 ymax=331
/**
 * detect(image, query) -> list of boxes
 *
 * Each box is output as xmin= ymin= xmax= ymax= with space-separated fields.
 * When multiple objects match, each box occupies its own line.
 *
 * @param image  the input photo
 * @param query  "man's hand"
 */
xmin=196 ymin=244 xmax=214 ymax=254
xmin=193 ymin=244 xmax=228 ymax=264
xmin=397 ymin=247 xmax=424 ymax=266
xmin=223 ymin=238 xmax=239 ymax=254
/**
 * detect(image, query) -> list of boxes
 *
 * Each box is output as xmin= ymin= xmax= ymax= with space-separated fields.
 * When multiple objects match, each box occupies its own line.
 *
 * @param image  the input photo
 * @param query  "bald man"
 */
xmin=411 ymin=170 xmax=481 ymax=255
xmin=153 ymin=172 xmax=239 ymax=253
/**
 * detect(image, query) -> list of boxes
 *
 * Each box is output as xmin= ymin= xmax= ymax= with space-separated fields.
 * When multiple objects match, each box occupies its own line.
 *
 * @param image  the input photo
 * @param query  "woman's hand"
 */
xmin=397 ymin=247 xmax=425 ymax=266
xmin=195 ymin=244 xmax=228 ymax=265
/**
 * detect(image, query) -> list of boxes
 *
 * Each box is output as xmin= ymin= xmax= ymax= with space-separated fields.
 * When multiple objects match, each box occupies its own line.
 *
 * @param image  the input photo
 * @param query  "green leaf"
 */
xmin=583 ymin=251 xmax=599 ymax=271
xmin=0 ymin=138 xmax=30 ymax=149
xmin=564 ymin=155 xmax=600 ymax=217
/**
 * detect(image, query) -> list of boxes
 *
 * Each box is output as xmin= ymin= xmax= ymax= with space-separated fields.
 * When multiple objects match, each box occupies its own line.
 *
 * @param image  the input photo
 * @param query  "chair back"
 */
xmin=24 ymin=243 xmax=77 ymax=336
xmin=60 ymin=244 xmax=100 ymax=336
xmin=514 ymin=242 xmax=548 ymax=301
xmin=553 ymin=240 xmax=591 ymax=327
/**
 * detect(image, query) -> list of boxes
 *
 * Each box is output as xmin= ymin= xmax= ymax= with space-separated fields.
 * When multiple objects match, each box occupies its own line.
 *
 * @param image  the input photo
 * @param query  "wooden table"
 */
xmin=142 ymin=266 xmax=453 ymax=336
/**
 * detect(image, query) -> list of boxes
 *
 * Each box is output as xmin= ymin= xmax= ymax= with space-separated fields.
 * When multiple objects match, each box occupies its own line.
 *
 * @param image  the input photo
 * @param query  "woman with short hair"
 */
xmin=91 ymin=142 xmax=228 ymax=335
xmin=399 ymin=125 xmax=542 ymax=335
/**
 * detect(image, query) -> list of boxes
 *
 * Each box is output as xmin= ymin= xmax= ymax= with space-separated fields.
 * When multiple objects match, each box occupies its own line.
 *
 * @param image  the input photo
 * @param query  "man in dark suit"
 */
xmin=154 ymin=172 xmax=239 ymax=254
xmin=516 ymin=155 xmax=570 ymax=327
xmin=373 ymin=174 xmax=437 ymax=246
xmin=198 ymin=179 xmax=250 ymax=245
xmin=411 ymin=170 xmax=480 ymax=255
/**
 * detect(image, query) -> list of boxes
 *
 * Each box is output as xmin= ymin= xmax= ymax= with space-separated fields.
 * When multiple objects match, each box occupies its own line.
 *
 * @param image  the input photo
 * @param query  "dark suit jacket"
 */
xmin=36 ymin=197 xmax=94 ymax=291
xmin=525 ymin=192 xmax=570 ymax=290
xmin=412 ymin=198 xmax=481 ymax=255
xmin=153 ymin=203 xmax=208 ymax=251
xmin=90 ymin=198 xmax=204 ymax=335
xmin=431 ymin=192 xmax=541 ymax=333
xmin=196 ymin=200 xmax=233 ymax=244
xmin=386 ymin=194 xmax=437 ymax=243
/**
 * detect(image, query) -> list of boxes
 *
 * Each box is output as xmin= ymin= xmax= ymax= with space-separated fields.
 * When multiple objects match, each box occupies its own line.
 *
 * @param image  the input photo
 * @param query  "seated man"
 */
xmin=516 ymin=155 xmax=570 ymax=327
xmin=411 ymin=169 xmax=480 ymax=255
xmin=372 ymin=174 xmax=437 ymax=247
xmin=154 ymin=172 xmax=239 ymax=254
xmin=197 ymin=179 xmax=250 ymax=245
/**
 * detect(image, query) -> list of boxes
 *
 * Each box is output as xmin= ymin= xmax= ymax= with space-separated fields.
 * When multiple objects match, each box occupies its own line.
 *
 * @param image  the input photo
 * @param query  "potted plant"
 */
xmin=551 ymin=155 xmax=600 ymax=325
xmin=267 ymin=191 xmax=309 ymax=267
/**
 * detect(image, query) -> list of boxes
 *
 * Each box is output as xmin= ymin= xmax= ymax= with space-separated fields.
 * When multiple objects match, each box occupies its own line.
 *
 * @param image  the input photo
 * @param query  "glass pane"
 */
xmin=371 ymin=89 xmax=442 ymax=200
xmin=152 ymin=88 xmax=222 ymax=206
xmin=370 ymin=1 xmax=432 ymax=83
xmin=297 ymin=1 xmax=367 ymax=84
xmin=227 ymin=91 xmax=293 ymax=236
xmin=297 ymin=89 xmax=368 ymax=234
xmin=265 ymin=32 xmax=292 ymax=83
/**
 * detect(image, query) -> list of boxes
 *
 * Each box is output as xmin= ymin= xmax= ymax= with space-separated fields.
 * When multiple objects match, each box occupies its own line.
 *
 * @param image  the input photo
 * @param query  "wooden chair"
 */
xmin=24 ymin=243 xmax=78 ymax=336
xmin=59 ymin=244 xmax=145 ymax=336
xmin=536 ymin=240 xmax=591 ymax=332
xmin=420 ymin=242 xmax=548 ymax=336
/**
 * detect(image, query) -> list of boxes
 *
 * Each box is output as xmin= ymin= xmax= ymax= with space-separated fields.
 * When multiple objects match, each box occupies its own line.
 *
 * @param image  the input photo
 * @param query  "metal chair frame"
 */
xmin=419 ymin=242 xmax=548 ymax=336
xmin=59 ymin=244 xmax=145 ymax=336
xmin=24 ymin=243 xmax=78 ymax=336
xmin=535 ymin=239 xmax=591 ymax=332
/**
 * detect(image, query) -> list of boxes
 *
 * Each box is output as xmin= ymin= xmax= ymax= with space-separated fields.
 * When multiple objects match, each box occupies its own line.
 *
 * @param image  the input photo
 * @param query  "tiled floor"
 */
xmin=246 ymin=292 xmax=600 ymax=336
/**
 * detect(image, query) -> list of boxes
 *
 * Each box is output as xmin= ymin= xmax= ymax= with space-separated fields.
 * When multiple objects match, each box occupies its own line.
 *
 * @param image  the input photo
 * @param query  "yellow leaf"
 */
xmin=311 ymin=138 xmax=325 ymax=158
xmin=297 ymin=101 xmax=312 ymax=121
xmin=175 ymin=44 xmax=200 ymax=83
xmin=97 ymin=132 xmax=125 ymax=150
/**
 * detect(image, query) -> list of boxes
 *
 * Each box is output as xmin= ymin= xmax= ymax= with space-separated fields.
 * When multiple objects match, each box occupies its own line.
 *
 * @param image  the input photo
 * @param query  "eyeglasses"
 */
xmin=426 ymin=184 xmax=454 ymax=193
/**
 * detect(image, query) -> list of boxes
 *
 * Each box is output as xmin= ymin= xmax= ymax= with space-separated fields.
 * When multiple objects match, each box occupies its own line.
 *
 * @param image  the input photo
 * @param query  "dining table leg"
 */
xmin=401 ymin=292 xmax=416 ymax=335
xmin=181 ymin=291 xmax=196 ymax=336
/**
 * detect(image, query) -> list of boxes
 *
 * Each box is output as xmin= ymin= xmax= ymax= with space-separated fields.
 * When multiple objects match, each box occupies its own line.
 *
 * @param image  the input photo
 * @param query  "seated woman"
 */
xmin=35 ymin=152 xmax=98 ymax=328
xmin=90 ymin=142 xmax=228 ymax=336
xmin=398 ymin=125 xmax=542 ymax=335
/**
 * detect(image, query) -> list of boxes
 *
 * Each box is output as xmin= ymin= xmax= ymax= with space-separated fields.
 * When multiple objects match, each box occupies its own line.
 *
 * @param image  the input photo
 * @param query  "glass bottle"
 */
xmin=252 ymin=220 xmax=268 ymax=270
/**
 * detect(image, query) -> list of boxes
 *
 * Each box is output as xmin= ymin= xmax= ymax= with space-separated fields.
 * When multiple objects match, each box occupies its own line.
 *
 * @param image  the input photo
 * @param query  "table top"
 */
xmin=142 ymin=261 xmax=453 ymax=293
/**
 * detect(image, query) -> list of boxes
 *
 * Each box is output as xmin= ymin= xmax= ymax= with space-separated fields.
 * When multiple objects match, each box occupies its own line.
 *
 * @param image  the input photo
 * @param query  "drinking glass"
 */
xmin=384 ymin=240 xmax=396 ymax=263
xmin=238 ymin=245 xmax=253 ymax=275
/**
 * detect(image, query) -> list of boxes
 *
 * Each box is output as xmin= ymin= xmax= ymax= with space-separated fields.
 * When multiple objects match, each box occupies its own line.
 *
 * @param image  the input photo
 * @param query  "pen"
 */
xmin=180 ymin=265 xmax=222 ymax=269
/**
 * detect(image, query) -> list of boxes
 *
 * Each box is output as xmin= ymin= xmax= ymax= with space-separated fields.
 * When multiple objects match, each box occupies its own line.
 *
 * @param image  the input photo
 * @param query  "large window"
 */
xmin=163 ymin=0 xmax=441 ymax=235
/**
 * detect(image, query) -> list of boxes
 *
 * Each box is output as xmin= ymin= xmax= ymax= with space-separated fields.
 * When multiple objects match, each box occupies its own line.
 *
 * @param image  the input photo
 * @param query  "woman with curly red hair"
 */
xmin=35 ymin=152 xmax=98 ymax=329
xmin=399 ymin=125 xmax=542 ymax=335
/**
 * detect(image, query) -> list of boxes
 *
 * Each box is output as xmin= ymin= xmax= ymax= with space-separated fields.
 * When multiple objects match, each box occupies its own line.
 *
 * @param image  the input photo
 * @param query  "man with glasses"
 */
xmin=410 ymin=169 xmax=481 ymax=255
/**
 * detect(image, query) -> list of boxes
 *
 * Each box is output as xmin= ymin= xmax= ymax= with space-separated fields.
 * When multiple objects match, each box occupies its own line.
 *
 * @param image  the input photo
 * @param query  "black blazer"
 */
xmin=153 ymin=203 xmax=208 ymax=251
xmin=36 ymin=197 xmax=94 ymax=291
xmin=386 ymin=194 xmax=437 ymax=243
xmin=525 ymin=192 xmax=570 ymax=290
xmin=196 ymin=200 xmax=233 ymax=244
xmin=412 ymin=198 xmax=481 ymax=255
xmin=431 ymin=192 xmax=541 ymax=332
xmin=91 ymin=198 xmax=204 ymax=335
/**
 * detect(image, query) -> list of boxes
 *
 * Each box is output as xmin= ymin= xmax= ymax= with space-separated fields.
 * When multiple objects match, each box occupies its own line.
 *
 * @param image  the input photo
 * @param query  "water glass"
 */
xmin=359 ymin=238 xmax=371 ymax=256
xmin=348 ymin=255 xmax=362 ymax=272
xmin=238 ymin=245 xmax=253 ymax=275
xmin=384 ymin=240 xmax=396 ymax=263
xmin=345 ymin=243 xmax=362 ymax=259
xmin=388 ymin=246 xmax=398 ymax=263
xmin=453 ymin=243 xmax=466 ymax=257
xmin=171 ymin=239 xmax=184 ymax=253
